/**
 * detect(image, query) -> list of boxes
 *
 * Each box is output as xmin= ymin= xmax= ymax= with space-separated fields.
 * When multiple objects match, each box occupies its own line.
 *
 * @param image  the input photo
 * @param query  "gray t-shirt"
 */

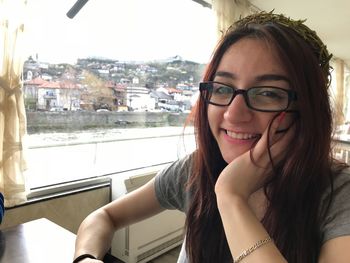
xmin=154 ymin=154 xmax=350 ymax=262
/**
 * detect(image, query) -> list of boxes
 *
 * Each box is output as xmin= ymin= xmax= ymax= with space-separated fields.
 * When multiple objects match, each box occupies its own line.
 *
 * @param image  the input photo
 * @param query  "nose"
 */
xmin=223 ymin=93 xmax=253 ymax=122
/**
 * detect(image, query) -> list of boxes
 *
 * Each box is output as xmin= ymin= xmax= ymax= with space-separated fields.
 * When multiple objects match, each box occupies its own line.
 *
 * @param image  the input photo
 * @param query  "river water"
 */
xmin=25 ymin=126 xmax=196 ymax=189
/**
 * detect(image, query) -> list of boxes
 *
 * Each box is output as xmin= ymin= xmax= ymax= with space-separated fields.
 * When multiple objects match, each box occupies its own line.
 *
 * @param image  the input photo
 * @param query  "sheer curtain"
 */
xmin=211 ymin=0 xmax=255 ymax=37
xmin=330 ymin=58 xmax=350 ymax=127
xmin=0 ymin=0 xmax=28 ymax=207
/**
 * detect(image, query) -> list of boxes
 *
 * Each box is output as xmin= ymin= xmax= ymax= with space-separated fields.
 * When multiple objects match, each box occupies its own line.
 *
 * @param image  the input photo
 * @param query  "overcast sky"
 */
xmin=26 ymin=0 xmax=217 ymax=64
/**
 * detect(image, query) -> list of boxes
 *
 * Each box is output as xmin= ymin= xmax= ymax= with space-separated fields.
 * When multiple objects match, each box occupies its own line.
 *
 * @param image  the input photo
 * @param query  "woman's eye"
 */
xmin=213 ymin=86 xmax=233 ymax=95
xmin=254 ymin=88 xmax=287 ymax=100
xmin=259 ymin=91 xmax=281 ymax=98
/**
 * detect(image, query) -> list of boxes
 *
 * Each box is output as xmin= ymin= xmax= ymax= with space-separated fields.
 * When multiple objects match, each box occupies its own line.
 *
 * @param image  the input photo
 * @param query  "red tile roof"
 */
xmin=25 ymin=77 xmax=48 ymax=85
xmin=166 ymin=87 xmax=182 ymax=94
xmin=38 ymin=80 xmax=79 ymax=89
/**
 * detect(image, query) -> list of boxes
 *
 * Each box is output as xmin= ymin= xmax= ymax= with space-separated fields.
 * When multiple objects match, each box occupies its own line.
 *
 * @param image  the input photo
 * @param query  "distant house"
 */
xmin=126 ymin=86 xmax=155 ymax=111
xmin=36 ymin=81 xmax=60 ymax=110
xmin=24 ymin=77 xmax=47 ymax=96
xmin=150 ymin=89 xmax=173 ymax=103
xmin=105 ymin=81 xmax=127 ymax=111
xmin=132 ymin=77 xmax=139 ymax=84
xmin=150 ymin=89 xmax=182 ymax=112
xmin=23 ymin=77 xmax=48 ymax=110
xmin=36 ymin=80 xmax=81 ymax=111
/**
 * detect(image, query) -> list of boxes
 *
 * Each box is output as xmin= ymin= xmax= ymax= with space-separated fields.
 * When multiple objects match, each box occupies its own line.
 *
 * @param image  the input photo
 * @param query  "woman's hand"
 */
xmin=215 ymin=112 xmax=294 ymax=201
xmin=215 ymin=113 xmax=291 ymax=263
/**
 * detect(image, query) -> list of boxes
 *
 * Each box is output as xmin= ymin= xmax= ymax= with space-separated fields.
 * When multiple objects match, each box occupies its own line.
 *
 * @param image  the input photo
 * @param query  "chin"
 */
xmin=221 ymin=152 xmax=242 ymax=164
xmin=220 ymin=144 xmax=252 ymax=164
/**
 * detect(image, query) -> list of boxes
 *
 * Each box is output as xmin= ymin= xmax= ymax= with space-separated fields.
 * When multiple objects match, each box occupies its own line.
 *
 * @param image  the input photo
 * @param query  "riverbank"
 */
xmin=26 ymin=111 xmax=191 ymax=134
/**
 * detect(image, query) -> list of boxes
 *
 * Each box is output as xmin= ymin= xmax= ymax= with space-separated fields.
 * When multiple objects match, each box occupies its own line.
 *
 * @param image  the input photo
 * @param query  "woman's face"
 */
xmin=208 ymin=37 xmax=294 ymax=163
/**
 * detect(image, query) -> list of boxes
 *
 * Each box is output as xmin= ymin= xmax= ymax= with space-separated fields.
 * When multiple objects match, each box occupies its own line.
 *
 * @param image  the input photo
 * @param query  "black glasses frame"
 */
xmin=199 ymin=81 xmax=298 ymax=112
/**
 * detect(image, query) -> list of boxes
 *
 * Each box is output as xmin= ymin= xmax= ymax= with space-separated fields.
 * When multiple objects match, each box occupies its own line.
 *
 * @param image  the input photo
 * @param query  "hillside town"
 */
xmin=22 ymin=56 xmax=205 ymax=113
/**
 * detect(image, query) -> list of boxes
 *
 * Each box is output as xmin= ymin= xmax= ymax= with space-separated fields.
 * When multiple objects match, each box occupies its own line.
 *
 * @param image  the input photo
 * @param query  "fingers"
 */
xmin=249 ymin=112 xmax=282 ymax=159
xmin=269 ymin=122 xmax=295 ymax=161
xmin=269 ymin=111 xmax=286 ymax=142
xmin=251 ymin=112 xmax=293 ymax=165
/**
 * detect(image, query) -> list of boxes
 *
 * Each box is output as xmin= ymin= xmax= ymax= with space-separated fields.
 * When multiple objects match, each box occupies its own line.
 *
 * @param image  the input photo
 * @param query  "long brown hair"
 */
xmin=185 ymin=16 xmax=345 ymax=263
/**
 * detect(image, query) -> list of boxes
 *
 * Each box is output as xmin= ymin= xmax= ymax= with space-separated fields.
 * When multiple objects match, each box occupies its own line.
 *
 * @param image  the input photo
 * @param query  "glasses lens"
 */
xmin=248 ymin=87 xmax=289 ymax=111
xmin=208 ymin=82 xmax=234 ymax=105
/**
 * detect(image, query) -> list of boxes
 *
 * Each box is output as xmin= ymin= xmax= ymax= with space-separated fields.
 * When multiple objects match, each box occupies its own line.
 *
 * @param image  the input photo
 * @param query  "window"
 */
xmin=24 ymin=0 xmax=216 ymax=190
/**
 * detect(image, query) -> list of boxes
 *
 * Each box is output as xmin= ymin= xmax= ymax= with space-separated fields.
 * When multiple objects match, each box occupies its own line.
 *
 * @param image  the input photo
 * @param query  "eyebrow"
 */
xmin=214 ymin=71 xmax=236 ymax=79
xmin=214 ymin=71 xmax=290 ymax=84
xmin=255 ymin=74 xmax=290 ymax=83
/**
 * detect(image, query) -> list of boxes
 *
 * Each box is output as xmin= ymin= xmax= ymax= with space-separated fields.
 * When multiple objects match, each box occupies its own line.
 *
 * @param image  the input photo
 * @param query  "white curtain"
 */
xmin=211 ymin=0 xmax=255 ymax=38
xmin=0 ymin=0 xmax=28 ymax=207
xmin=330 ymin=58 xmax=348 ymax=126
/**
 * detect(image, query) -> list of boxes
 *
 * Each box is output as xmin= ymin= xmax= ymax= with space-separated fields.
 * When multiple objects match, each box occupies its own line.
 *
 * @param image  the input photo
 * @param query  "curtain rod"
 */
xmin=67 ymin=0 xmax=89 ymax=19
xmin=66 ymin=0 xmax=211 ymax=19
xmin=192 ymin=0 xmax=212 ymax=8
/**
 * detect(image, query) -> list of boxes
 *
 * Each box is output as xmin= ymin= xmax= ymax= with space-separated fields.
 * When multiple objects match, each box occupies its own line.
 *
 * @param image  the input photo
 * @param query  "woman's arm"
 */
xmin=318 ymin=236 xmax=350 ymax=263
xmin=216 ymin=193 xmax=286 ymax=263
xmin=215 ymin=113 xmax=290 ymax=262
xmin=73 ymin=178 xmax=164 ymax=262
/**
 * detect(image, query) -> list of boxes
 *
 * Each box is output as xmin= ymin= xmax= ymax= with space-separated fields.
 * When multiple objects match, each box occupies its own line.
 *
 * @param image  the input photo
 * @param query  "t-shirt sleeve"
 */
xmin=154 ymin=154 xmax=192 ymax=212
xmin=320 ymin=168 xmax=350 ymax=243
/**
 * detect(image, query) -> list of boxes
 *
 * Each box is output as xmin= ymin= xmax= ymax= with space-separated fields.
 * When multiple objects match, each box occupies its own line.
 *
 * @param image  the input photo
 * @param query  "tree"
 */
xmin=80 ymin=70 xmax=115 ymax=110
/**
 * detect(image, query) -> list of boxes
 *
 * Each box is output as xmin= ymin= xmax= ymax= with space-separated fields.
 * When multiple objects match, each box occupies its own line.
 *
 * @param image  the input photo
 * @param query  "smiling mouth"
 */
xmin=226 ymin=130 xmax=260 ymax=140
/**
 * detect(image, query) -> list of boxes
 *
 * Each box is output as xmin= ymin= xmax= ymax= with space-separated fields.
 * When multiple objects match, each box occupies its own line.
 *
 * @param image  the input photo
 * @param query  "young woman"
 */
xmin=73 ymin=12 xmax=350 ymax=263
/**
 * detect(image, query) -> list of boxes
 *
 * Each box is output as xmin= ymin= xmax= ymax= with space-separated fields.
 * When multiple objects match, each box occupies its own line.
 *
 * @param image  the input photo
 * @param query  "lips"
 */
xmin=226 ymin=130 xmax=260 ymax=140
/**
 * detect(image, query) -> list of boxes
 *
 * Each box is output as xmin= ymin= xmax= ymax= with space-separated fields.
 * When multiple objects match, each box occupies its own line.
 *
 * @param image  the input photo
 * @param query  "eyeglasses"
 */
xmin=199 ymin=81 xmax=297 ymax=112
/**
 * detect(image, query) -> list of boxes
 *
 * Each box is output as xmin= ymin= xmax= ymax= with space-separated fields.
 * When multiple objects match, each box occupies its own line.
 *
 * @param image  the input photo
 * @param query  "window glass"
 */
xmin=24 ymin=0 xmax=216 ymax=189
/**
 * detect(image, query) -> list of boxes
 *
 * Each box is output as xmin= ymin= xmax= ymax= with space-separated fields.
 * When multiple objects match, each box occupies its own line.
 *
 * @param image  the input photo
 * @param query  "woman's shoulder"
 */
xmin=332 ymin=165 xmax=350 ymax=187
xmin=157 ymin=152 xmax=194 ymax=179
xmin=320 ymin=165 xmax=350 ymax=243
xmin=154 ymin=152 xmax=195 ymax=212
xmin=321 ymin=165 xmax=350 ymax=201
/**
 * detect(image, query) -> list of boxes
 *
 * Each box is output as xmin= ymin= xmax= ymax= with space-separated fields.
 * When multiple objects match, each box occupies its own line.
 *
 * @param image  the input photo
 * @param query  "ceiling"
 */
xmin=248 ymin=0 xmax=350 ymax=67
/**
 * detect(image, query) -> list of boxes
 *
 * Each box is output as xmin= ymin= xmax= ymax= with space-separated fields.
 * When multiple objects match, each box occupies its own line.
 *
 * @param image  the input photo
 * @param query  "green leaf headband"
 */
xmin=228 ymin=11 xmax=333 ymax=87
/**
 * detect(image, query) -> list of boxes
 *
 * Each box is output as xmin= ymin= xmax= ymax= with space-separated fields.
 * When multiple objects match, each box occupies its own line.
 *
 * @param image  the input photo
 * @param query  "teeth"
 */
xmin=226 ymin=130 xmax=258 ymax=140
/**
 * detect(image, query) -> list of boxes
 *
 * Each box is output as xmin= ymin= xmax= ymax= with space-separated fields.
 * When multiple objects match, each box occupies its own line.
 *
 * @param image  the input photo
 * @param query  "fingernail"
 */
xmin=278 ymin=112 xmax=286 ymax=124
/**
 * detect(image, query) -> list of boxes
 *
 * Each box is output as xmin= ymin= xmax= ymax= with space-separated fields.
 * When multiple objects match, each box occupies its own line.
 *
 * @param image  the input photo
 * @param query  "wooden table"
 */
xmin=0 ymin=218 xmax=122 ymax=263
